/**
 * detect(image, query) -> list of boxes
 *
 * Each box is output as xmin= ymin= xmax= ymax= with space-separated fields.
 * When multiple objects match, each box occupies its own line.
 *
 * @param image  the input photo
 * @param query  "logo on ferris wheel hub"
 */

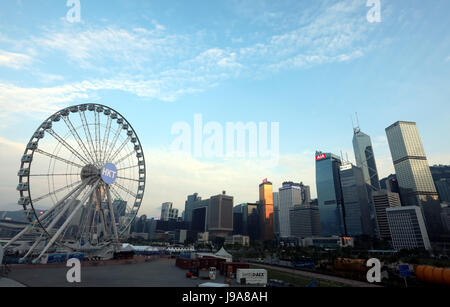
xmin=101 ymin=163 xmax=118 ymax=184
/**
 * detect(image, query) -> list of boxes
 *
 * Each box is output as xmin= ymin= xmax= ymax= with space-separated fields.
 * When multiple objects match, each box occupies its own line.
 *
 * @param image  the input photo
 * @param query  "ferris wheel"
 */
xmin=3 ymin=104 xmax=146 ymax=263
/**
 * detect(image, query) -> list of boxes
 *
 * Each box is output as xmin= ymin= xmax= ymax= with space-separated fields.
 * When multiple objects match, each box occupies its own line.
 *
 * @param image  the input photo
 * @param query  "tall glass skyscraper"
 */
xmin=259 ymin=179 xmax=274 ymax=241
xmin=340 ymin=163 xmax=374 ymax=237
xmin=315 ymin=152 xmax=346 ymax=236
xmin=353 ymin=127 xmax=381 ymax=190
xmin=386 ymin=121 xmax=443 ymax=239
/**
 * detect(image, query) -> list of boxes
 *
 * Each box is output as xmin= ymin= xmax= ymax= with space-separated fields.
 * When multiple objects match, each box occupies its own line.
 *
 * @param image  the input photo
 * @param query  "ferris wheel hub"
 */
xmin=80 ymin=164 xmax=100 ymax=184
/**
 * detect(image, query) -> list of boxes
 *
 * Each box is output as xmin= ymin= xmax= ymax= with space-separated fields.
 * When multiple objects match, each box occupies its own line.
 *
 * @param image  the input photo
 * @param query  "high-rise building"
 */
xmin=441 ymin=204 xmax=450 ymax=233
xmin=340 ymin=163 xmax=374 ymax=237
xmin=289 ymin=202 xmax=321 ymax=239
xmin=259 ymin=179 xmax=274 ymax=241
xmin=273 ymin=192 xmax=280 ymax=237
xmin=160 ymin=202 xmax=179 ymax=221
xmin=184 ymin=193 xmax=201 ymax=223
xmin=380 ymin=174 xmax=400 ymax=194
xmin=278 ymin=182 xmax=302 ymax=238
xmin=208 ymin=192 xmax=233 ymax=238
xmin=353 ymin=127 xmax=381 ymax=190
xmin=385 ymin=121 xmax=443 ymax=238
xmin=315 ymin=152 xmax=346 ymax=236
xmin=386 ymin=206 xmax=432 ymax=251
xmin=233 ymin=205 xmax=244 ymax=235
xmin=372 ymin=190 xmax=402 ymax=241
xmin=240 ymin=203 xmax=260 ymax=241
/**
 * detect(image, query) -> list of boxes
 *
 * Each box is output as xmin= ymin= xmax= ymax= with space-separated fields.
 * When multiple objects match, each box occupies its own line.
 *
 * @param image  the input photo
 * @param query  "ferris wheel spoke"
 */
xmin=30 ymin=173 xmax=79 ymax=177
xmin=112 ymin=181 xmax=137 ymax=198
xmin=79 ymin=111 xmax=99 ymax=166
xmin=95 ymin=111 xmax=101 ymax=165
xmin=109 ymin=137 xmax=131 ymax=163
xmin=35 ymin=148 xmax=84 ymax=169
xmin=101 ymin=115 xmax=112 ymax=165
xmin=117 ymin=164 xmax=138 ymax=171
xmin=105 ymin=185 xmax=119 ymax=242
xmin=62 ymin=115 xmax=96 ymax=165
xmin=104 ymin=125 xmax=122 ymax=163
xmin=116 ymin=176 xmax=139 ymax=183
xmin=114 ymin=150 xmax=136 ymax=166
xmin=32 ymin=180 xmax=83 ymax=203
xmin=33 ymin=180 xmax=100 ymax=263
xmin=109 ymin=184 xmax=122 ymax=200
xmin=47 ymin=129 xmax=90 ymax=165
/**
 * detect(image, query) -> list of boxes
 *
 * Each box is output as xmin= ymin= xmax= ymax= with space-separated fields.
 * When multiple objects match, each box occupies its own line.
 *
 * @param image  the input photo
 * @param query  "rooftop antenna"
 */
xmin=355 ymin=112 xmax=361 ymax=133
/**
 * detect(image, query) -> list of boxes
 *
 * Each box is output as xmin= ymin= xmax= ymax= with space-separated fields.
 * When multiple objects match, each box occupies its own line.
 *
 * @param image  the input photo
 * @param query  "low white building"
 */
xmin=386 ymin=206 xmax=432 ymax=251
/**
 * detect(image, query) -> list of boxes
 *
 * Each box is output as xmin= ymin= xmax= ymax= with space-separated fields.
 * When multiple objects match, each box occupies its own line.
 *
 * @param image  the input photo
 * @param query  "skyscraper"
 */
xmin=353 ymin=127 xmax=381 ymax=190
xmin=385 ymin=121 xmax=443 ymax=239
xmin=372 ymin=190 xmax=401 ymax=241
xmin=386 ymin=206 xmax=432 ymax=251
xmin=160 ymin=202 xmax=179 ymax=221
xmin=278 ymin=182 xmax=302 ymax=238
xmin=259 ymin=179 xmax=274 ymax=241
xmin=315 ymin=152 xmax=346 ymax=236
xmin=273 ymin=192 xmax=280 ymax=237
xmin=289 ymin=202 xmax=321 ymax=239
xmin=340 ymin=163 xmax=374 ymax=237
xmin=241 ymin=203 xmax=260 ymax=241
xmin=208 ymin=192 xmax=233 ymax=238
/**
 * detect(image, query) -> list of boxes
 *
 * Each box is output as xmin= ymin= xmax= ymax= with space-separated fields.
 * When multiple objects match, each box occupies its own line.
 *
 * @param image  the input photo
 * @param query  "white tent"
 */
xmin=215 ymin=247 xmax=232 ymax=262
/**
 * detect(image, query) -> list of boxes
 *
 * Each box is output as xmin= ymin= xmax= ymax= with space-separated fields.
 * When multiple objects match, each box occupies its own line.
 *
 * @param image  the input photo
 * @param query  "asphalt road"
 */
xmin=6 ymin=259 xmax=227 ymax=287
xmin=253 ymin=263 xmax=382 ymax=287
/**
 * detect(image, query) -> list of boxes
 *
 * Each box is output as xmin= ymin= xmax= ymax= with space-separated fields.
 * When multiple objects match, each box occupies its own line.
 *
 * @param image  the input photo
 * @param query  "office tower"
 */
xmin=208 ymin=192 xmax=233 ymax=238
xmin=233 ymin=205 xmax=244 ymax=235
xmin=241 ymin=203 xmax=260 ymax=241
xmin=289 ymin=202 xmax=321 ymax=239
xmin=435 ymin=179 xmax=450 ymax=203
xmin=372 ymin=190 xmax=402 ymax=241
xmin=184 ymin=193 xmax=202 ymax=224
xmin=278 ymin=182 xmax=301 ymax=238
xmin=273 ymin=192 xmax=280 ymax=237
xmin=441 ymin=205 xmax=450 ymax=233
xmin=160 ymin=202 xmax=179 ymax=221
xmin=277 ymin=182 xmax=311 ymax=238
xmin=386 ymin=121 xmax=443 ymax=238
xmin=340 ymin=163 xmax=374 ymax=237
xmin=315 ymin=152 xmax=346 ymax=236
xmin=380 ymin=174 xmax=400 ymax=193
xmin=353 ymin=126 xmax=381 ymax=190
xmin=299 ymin=182 xmax=312 ymax=205
xmin=259 ymin=179 xmax=274 ymax=241
xmin=386 ymin=206 xmax=432 ymax=251
xmin=192 ymin=206 xmax=207 ymax=232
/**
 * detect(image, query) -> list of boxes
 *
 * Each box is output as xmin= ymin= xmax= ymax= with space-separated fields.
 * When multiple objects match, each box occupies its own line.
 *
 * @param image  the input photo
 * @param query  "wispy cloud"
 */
xmin=0 ymin=0 xmax=379 ymax=120
xmin=0 ymin=50 xmax=33 ymax=70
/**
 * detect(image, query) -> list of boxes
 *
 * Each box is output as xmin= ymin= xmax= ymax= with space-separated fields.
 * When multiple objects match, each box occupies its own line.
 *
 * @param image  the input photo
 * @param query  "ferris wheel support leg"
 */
xmin=33 ymin=181 xmax=100 ymax=264
xmin=20 ymin=237 xmax=43 ymax=261
xmin=2 ymin=182 xmax=85 ymax=250
xmin=106 ymin=185 xmax=119 ymax=243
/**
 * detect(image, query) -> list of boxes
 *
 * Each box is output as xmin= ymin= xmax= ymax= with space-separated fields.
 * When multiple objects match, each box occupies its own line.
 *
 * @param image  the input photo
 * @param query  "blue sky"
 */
xmin=0 ymin=0 xmax=449 ymax=217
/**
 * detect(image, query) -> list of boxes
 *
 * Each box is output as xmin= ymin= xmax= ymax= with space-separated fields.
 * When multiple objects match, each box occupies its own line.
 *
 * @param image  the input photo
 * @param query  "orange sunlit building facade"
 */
xmin=259 ymin=179 xmax=274 ymax=241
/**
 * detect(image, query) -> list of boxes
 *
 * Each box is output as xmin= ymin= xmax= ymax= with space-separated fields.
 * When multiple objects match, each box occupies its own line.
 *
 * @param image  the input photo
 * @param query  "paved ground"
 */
xmin=253 ymin=263 xmax=381 ymax=287
xmin=5 ymin=259 xmax=229 ymax=287
xmin=0 ymin=277 xmax=26 ymax=287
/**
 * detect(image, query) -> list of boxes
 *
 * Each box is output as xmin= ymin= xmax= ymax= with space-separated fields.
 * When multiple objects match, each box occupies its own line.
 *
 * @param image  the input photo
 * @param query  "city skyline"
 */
xmin=1 ymin=0 xmax=450 ymax=218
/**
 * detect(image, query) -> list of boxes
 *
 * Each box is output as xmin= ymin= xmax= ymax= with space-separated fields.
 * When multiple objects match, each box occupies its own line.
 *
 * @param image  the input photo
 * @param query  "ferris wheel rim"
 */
xmin=17 ymin=103 xmax=147 ymax=243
